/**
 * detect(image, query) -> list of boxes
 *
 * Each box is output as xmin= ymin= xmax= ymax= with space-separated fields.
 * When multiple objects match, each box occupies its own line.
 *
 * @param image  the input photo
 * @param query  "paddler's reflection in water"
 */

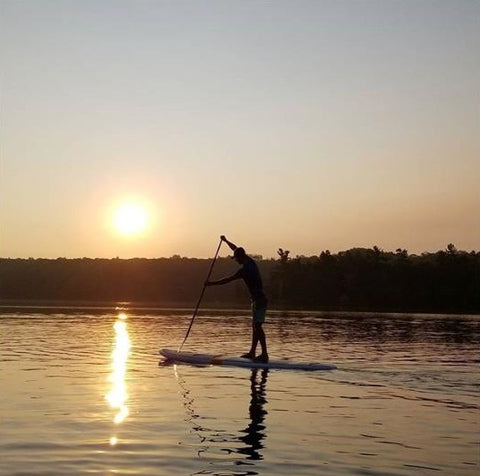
xmin=236 ymin=368 xmax=269 ymax=460
xmin=170 ymin=363 xmax=269 ymax=467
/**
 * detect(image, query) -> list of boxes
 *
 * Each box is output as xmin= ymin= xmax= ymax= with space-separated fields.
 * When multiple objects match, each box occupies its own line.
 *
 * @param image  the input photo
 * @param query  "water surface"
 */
xmin=1 ymin=309 xmax=479 ymax=475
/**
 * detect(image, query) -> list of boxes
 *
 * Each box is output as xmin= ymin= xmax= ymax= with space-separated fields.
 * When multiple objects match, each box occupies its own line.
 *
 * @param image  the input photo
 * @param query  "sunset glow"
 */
xmin=1 ymin=1 xmax=478 ymax=258
xmin=113 ymin=203 xmax=148 ymax=237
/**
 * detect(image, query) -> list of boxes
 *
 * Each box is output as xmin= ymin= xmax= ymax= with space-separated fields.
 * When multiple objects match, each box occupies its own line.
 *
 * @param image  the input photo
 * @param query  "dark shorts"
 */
xmin=251 ymin=297 xmax=267 ymax=324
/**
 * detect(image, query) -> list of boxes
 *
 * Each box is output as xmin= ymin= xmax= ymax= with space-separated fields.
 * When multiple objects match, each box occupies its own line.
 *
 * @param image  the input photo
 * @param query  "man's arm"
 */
xmin=221 ymin=235 xmax=237 ymax=252
xmin=205 ymin=270 xmax=242 ymax=287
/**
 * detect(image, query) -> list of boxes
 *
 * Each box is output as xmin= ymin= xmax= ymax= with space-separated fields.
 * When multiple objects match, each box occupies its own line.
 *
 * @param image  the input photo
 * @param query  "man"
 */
xmin=205 ymin=235 xmax=269 ymax=363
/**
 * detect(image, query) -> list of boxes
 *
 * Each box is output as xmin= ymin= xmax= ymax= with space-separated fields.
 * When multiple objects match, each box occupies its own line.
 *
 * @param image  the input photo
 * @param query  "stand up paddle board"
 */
xmin=160 ymin=349 xmax=336 ymax=371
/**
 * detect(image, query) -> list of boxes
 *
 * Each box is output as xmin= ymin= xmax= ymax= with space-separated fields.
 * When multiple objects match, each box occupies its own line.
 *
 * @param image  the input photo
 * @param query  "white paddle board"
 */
xmin=160 ymin=348 xmax=336 ymax=371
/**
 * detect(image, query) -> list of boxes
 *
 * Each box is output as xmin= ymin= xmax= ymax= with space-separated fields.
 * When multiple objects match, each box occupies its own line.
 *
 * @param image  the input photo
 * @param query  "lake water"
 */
xmin=0 ymin=308 xmax=479 ymax=475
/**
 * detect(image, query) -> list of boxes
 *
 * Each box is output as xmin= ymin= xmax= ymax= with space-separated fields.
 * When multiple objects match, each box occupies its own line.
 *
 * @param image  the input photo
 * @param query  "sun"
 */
xmin=113 ymin=203 xmax=148 ymax=236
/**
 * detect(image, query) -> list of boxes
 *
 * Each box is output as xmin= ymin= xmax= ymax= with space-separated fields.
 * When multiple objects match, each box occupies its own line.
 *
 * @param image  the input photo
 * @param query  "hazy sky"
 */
xmin=1 ymin=0 xmax=479 ymax=259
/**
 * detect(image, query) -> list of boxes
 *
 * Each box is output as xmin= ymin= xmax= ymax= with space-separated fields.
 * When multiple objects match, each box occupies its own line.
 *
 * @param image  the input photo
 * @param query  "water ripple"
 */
xmin=1 ymin=310 xmax=479 ymax=476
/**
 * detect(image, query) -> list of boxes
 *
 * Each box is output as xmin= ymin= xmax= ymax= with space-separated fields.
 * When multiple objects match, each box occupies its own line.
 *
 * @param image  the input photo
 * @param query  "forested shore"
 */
xmin=1 ymin=245 xmax=478 ymax=313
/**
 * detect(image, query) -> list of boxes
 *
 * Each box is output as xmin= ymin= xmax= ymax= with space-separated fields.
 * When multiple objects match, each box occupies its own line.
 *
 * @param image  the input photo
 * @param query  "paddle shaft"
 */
xmin=178 ymin=239 xmax=223 ymax=351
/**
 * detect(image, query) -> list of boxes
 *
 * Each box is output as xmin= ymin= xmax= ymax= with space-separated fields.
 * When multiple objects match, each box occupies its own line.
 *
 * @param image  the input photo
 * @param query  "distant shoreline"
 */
xmin=1 ymin=300 xmax=478 ymax=318
xmin=1 ymin=248 xmax=479 ymax=314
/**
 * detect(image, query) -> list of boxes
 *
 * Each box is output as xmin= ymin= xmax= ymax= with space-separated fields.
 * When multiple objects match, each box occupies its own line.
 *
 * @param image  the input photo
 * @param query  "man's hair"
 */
xmin=233 ymin=247 xmax=246 ymax=258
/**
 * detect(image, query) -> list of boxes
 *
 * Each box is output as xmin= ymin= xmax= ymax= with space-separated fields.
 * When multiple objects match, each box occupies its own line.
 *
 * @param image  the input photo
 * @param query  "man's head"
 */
xmin=233 ymin=247 xmax=247 ymax=264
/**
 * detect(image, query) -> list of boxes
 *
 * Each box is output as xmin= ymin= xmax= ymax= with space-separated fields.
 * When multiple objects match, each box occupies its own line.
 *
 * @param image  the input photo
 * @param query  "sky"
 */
xmin=1 ymin=0 xmax=479 ymax=259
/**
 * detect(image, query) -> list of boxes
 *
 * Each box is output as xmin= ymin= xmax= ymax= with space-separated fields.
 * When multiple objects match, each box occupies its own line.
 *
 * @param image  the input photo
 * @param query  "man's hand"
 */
xmin=220 ymin=235 xmax=237 ymax=252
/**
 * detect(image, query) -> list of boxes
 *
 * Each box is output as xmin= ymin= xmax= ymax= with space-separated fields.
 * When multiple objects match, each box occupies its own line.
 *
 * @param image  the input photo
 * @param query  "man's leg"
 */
xmin=254 ymin=322 xmax=268 ymax=361
xmin=251 ymin=322 xmax=259 ymax=355
xmin=242 ymin=300 xmax=268 ymax=360
xmin=241 ymin=322 xmax=257 ymax=359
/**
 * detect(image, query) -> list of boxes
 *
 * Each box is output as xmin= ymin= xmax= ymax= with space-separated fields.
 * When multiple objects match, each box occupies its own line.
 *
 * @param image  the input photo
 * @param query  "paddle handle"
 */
xmin=178 ymin=238 xmax=223 ymax=351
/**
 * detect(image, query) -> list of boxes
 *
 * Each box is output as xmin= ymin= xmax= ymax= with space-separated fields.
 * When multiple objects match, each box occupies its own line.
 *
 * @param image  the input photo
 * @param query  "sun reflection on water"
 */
xmin=106 ymin=312 xmax=131 ymax=444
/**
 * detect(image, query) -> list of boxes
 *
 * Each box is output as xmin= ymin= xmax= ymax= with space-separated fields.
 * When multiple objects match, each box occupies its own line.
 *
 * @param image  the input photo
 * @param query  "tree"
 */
xmin=277 ymin=248 xmax=290 ymax=263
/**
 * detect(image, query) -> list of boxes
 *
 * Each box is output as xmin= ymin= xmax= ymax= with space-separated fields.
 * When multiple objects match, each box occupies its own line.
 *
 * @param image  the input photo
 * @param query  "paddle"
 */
xmin=178 ymin=238 xmax=223 ymax=351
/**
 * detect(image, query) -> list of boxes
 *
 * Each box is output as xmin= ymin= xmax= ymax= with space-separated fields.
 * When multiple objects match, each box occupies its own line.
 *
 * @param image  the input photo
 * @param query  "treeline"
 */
xmin=0 ymin=256 xmax=269 ymax=308
xmin=269 ymin=245 xmax=479 ymax=313
xmin=0 ymin=245 xmax=478 ymax=313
